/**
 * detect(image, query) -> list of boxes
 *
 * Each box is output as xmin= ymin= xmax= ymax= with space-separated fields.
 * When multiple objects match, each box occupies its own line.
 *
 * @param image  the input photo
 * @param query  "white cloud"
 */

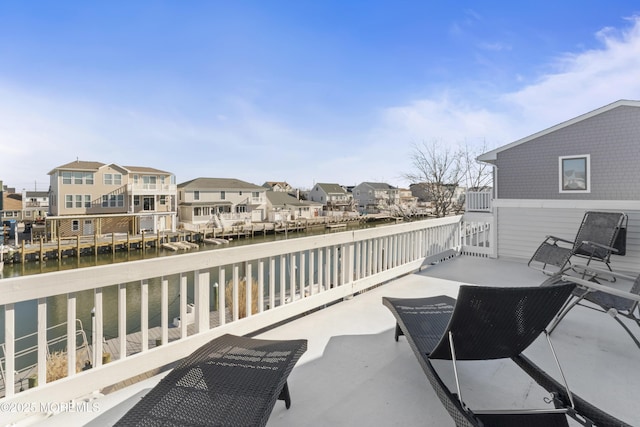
xmin=374 ymin=15 xmax=640 ymax=176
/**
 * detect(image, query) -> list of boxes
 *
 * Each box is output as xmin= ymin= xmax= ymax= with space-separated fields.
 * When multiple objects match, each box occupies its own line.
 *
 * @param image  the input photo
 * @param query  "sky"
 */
xmin=1 ymin=1 xmax=640 ymax=192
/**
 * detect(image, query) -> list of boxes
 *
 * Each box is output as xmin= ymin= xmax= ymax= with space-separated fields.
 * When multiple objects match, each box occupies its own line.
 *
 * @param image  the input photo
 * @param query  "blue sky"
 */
xmin=1 ymin=1 xmax=640 ymax=191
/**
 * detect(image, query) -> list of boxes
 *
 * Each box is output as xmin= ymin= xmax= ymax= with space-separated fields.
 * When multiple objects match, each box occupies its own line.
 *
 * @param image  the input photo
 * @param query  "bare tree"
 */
xmin=460 ymin=139 xmax=493 ymax=191
xmin=405 ymin=140 xmax=494 ymax=217
xmin=404 ymin=141 xmax=462 ymax=218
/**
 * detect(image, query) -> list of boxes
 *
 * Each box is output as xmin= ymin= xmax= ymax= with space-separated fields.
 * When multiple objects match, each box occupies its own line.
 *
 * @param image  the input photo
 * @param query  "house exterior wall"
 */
xmin=178 ymin=186 xmax=267 ymax=227
xmin=495 ymin=105 xmax=640 ymax=200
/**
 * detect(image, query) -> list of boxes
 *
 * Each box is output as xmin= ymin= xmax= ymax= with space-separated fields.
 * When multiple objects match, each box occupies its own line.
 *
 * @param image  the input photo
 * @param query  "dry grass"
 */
xmin=225 ymin=277 xmax=259 ymax=319
xmin=45 ymin=350 xmax=90 ymax=383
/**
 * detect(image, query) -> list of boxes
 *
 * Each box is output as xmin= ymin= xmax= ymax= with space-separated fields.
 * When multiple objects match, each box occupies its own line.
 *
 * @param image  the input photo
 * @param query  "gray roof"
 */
xmin=266 ymin=192 xmax=321 ymax=207
xmin=358 ymin=182 xmax=396 ymax=190
xmin=49 ymin=161 xmax=172 ymax=176
xmin=315 ymin=183 xmax=347 ymax=194
xmin=49 ymin=160 xmax=105 ymax=174
xmin=178 ymin=177 xmax=266 ymax=191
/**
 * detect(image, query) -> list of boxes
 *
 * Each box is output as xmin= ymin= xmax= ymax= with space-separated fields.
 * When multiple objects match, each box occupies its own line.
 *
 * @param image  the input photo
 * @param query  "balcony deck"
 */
xmin=34 ymin=256 xmax=640 ymax=426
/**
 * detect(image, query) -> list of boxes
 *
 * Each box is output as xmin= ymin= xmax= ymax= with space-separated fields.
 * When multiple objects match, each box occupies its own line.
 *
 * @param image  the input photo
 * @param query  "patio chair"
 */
xmin=528 ymin=211 xmax=627 ymax=278
xmin=383 ymin=283 xmax=633 ymax=427
xmin=115 ymin=334 xmax=307 ymax=427
xmin=544 ymin=267 xmax=640 ymax=349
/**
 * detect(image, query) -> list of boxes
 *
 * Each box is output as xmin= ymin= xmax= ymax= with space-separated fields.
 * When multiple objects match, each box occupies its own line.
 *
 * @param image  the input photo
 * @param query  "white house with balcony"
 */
xmin=177 ymin=177 xmax=267 ymax=230
xmin=265 ymin=191 xmax=323 ymax=222
xmin=307 ymin=183 xmax=355 ymax=215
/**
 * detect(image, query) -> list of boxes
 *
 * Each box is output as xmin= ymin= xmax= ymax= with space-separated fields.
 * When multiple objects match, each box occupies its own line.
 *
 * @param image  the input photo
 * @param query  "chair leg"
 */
xmin=278 ymin=382 xmax=292 ymax=409
xmin=613 ymin=317 xmax=640 ymax=350
xmin=394 ymin=323 xmax=404 ymax=342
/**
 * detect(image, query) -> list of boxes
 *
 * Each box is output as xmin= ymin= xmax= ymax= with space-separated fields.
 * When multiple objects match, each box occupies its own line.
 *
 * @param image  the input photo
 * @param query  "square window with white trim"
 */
xmin=559 ymin=155 xmax=590 ymax=193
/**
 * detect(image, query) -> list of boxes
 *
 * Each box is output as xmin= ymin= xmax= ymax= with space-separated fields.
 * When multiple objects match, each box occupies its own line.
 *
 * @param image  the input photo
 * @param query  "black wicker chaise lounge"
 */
xmin=115 ymin=334 xmax=307 ymax=427
xmin=383 ymin=283 xmax=633 ymax=427
xmin=528 ymin=211 xmax=627 ymax=277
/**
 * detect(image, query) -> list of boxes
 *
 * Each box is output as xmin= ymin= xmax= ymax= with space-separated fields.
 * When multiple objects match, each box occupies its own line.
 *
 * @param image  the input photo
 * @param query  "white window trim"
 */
xmin=559 ymin=154 xmax=591 ymax=194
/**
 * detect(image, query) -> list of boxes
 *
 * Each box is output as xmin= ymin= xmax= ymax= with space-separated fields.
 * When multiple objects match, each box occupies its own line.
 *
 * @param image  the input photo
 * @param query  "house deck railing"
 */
xmin=465 ymin=191 xmax=492 ymax=212
xmin=0 ymin=215 xmax=491 ymax=424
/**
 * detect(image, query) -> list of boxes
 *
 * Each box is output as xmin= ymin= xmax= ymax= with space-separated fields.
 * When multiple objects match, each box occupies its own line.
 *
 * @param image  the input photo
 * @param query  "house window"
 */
xmin=236 ymin=205 xmax=247 ymax=213
xmin=194 ymin=191 xmax=200 ymax=201
xmin=102 ymin=195 xmax=108 ymax=207
xmin=117 ymin=194 xmax=124 ymax=207
xmin=84 ymin=173 xmax=94 ymax=184
xmin=62 ymin=172 xmax=72 ymax=184
xmin=194 ymin=207 xmax=202 ymax=216
xmin=559 ymin=155 xmax=590 ymax=193
xmin=220 ymin=191 xmax=225 ymax=200
xmin=84 ymin=195 xmax=91 ymax=208
xmin=74 ymin=172 xmax=83 ymax=184
xmin=72 ymin=220 xmax=79 ymax=231
xmin=159 ymin=195 xmax=166 ymax=205
xmin=143 ymin=197 xmax=155 ymax=211
xmin=66 ymin=195 xmax=73 ymax=208
xmin=104 ymin=174 xmax=113 ymax=185
xmin=134 ymin=196 xmax=140 ymax=206
xmin=25 ymin=211 xmax=32 ymax=217
xmin=114 ymin=174 xmax=122 ymax=185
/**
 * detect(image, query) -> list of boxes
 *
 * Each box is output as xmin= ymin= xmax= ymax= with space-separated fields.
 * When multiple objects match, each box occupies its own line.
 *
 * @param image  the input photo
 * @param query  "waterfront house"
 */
xmin=177 ymin=177 xmax=267 ymax=230
xmin=307 ymin=182 xmax=355 ymax=215
xmin=264 ymin=191 xmax=323 ymax=222
xmin=352 ymin=182 xmax=399 ymax=214
xmin=262 ymin=181 xmax=294 ymax=193
xmin=471 ymin=99 xmax=640 ymax=273
xmin=47 ymin=160 xmax=177 ymax=238
xmin=22 ymin=190 xmax=49 ymax=225
xmin=1 ymin=186 xmax=23 ymax=223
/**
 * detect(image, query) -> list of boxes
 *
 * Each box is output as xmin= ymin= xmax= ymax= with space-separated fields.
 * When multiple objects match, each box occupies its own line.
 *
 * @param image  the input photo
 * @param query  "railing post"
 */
xmin=195 ymin=271 xmax=210 ymax=331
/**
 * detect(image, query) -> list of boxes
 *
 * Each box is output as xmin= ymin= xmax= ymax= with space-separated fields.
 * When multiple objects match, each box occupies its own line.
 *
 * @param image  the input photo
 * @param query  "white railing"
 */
xmin=0 ymin=216 xmax=481 ymax=423
xmin=465 ymin=191 xmax=492 ymax=212
xmin=127 ymin=183 xmax=177 ymax=193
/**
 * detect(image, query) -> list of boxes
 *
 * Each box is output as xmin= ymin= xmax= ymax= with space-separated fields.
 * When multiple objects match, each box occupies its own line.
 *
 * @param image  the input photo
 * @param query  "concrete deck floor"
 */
xmin=33 ymin=256 xmax=640 ymax=426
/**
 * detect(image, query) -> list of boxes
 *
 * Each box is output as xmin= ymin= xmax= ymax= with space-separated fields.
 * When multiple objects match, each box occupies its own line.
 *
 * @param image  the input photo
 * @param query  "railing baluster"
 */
xmin=37 ymin=298 xmax=47 ymax=386
xmin=179 ymin=273 xmax=188 ymax=338
xmin=94 ymin=288 xmax=104 ymax=367
xmin=4 ymin=304 xmax=15 ymax=397
xmin=161 ymin=277 xmax=168 ymax=345
xmin=118 ymin=284 xmax=127 ymax=358
xmin=140 ymin=280 xmax=148 ymax=352
xmin=67 ymin=293 xmax=77 ymax=375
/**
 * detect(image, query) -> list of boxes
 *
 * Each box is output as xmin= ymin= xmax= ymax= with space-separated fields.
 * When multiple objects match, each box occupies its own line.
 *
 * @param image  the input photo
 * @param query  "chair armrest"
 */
xmin=544 ymin=235 xmax=575 ymax=245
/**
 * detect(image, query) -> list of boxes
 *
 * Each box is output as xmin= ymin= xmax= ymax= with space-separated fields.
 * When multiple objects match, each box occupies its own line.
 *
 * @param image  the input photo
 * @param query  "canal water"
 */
xmin=0 ymin=219 xmax=397 ymax=377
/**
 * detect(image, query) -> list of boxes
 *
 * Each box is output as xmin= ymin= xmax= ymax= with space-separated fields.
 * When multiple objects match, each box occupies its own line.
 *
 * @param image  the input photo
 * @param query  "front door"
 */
xmin=83 ymin=220 xmax=93 ymax=235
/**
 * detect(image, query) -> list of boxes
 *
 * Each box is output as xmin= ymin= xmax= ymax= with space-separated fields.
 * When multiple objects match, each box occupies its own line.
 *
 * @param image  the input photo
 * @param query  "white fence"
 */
xmin=0 ymin=215 xmax=492 ymax=423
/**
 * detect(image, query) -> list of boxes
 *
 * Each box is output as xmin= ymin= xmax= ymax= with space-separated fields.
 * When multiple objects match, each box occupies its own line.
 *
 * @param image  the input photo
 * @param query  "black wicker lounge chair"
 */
xmin=115 ymin=334 xmax=307 ymax=427
xmin=383 ymin=284 xmax=633 ymax=427
xmin=543 ymin=267 xmax=640 ymax=349
xmin=528 ymin=211 xmax=627 ymax=277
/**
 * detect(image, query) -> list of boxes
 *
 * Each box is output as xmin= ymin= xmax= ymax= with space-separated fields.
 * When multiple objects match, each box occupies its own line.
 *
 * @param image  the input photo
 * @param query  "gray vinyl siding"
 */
xmin=496 ymin=206 xmax=640 ymax=274
xmin=496 ymin=105 xmax=640 ymax=200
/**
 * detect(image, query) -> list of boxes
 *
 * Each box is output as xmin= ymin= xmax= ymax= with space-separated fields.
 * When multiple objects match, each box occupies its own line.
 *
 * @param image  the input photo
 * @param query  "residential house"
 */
xmin=177 ymin=177 xmax=267 ymax=230
xmin=307 ymin=183 xmax=355 ymax=214
xmin=352 ymin=182 xmax=399 ymax=214
xmin=398 ymin=188 xmax=418 ymax=211
xmin=48 ymin=160 xmax=177 ymax=238
xmin=264 ymin=191 xmax=323 ymax=222
xmin=1 ymin=188 xmax=23 ymax=222
xmin=472 ymin=99 xmax=640 ymax=273
xmin=262 ymin=181 xmax=294 ymax=193
xmin=22 ymin=190 xmax=49 ymax=224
